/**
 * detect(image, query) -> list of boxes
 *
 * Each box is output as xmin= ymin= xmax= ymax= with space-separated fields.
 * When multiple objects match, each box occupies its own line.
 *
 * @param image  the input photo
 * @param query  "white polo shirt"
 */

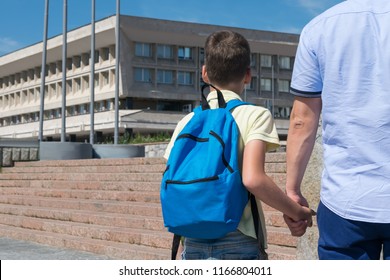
xmin=164 ymin=90 xmax=280 ymax=243
xmin=291 ymin=0 xmax=390 ymax=223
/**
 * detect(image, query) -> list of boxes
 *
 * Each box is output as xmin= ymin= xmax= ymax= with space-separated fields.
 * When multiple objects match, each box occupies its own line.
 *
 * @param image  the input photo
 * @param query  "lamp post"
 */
xmin=114 ymin=0 xmax=120 ymax=144
xmin=38 ymin=0 xmax=49 ymax=142
xmin=89 ymin=0 xmax=96 ymax=144
xmin=61 ymin=0 xmax=68 ymax=142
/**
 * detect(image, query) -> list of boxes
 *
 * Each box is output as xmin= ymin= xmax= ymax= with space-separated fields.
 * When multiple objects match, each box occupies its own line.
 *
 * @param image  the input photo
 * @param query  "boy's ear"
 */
xmin=202 ymin=65 xmax=210 ymax=83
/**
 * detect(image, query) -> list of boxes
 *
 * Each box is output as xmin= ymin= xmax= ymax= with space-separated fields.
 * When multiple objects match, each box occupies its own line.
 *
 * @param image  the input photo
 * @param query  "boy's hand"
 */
xmin=283 ymin=214 xmax=308 ymax=237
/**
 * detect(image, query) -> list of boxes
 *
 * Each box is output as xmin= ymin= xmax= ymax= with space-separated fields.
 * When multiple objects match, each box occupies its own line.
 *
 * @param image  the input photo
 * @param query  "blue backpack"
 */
xmin=160 ymin=84 xmax=250 ymax=240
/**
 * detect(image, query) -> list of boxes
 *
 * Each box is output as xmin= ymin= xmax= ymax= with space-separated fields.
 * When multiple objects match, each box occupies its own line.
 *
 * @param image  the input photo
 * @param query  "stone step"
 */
xmin=0 ymin=174 xmax=286 ymax=192
xmin=10 ymin=153 xmax=285 ymax=168
xmin=265 ymin=152 xmax=286 ymax=163
xmin=0 ymin=223 xmax=294 ymax=260
xmin=5 ymin=161 xmax=285 ymax=174
xmin=267 ymin=244 xmax=296 ymax=260
xmin=0 ymin=172 xmax=163 ymax=182
xmin=0 ymin=195 xmax=287 ymax=229
xmin=35 ymin=180 xmax=161 ymax=192
xmin=267 ymin=226 xmax=298 ymax=248
xmin=0 ymin=214 xmax=171 ymax=249
xmin=0 ymin=196 xmax=162 ymax=217
xmin=0 ymin=180 xmax=161 ymax=192
xmin=0 ymin=187 xmax=161 ymax=203
xmin=0 ymin=224 xmax=171 ymax=259
xmin=0 ymin=205 xmax=165 ymax=231
xmin=1 ymin=164 xmax=166 ymax=174
xmin=13 ymin=157 xmax=166 ymax=167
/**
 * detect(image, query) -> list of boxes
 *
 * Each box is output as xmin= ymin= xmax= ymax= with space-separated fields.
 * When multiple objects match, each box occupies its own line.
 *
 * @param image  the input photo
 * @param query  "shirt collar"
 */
xmin=206 ymin=90 xmax=243 ymax=104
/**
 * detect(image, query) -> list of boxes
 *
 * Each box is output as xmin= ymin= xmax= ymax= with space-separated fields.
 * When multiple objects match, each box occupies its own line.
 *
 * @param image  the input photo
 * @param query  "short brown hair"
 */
xmin=204 ymin=30 xmax=251 ymax=86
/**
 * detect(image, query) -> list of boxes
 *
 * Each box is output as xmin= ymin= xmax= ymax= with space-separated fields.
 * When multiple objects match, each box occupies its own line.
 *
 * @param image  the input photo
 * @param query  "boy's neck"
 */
xmin=211 ymin=82 xmax=245 ymax=96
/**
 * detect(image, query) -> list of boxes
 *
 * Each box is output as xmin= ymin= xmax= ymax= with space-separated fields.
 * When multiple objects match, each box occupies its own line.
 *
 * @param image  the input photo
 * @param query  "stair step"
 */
xmin=267 ymin=244 xmax=296 ymax=260
xmin=0 ymin=180 xmax=161 ymax=192
xmin=0 ymin=196 xmax=162 ymax=216
xmin=0 ymin=205 xmax=165 ymax=231
xmin=267 ymin=226 xmax=298 ymax=247
xmin=1 ymin=164 xmax=166 ymax=174
xmin=0 ymin=224 xmax=171 ymax=259
xmin=0 ymin=214 xmax=171 ymax=249
xmin=0 ymin=172 xmax=163 ymax=182
xmin=13 ymin=157 xmax=166 ymax=167
xmin=0 ymin=188 xmax=160 ymax=203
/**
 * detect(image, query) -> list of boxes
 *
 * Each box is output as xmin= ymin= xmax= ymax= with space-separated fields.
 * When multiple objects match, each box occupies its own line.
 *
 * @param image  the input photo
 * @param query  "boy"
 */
xmin=164 ymin=30 xmax=313 ymax=259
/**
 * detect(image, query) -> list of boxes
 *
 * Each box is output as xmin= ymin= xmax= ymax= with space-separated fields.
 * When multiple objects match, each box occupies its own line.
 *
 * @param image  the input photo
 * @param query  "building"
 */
xmin=0 ymin=15 xmax=298 ymax=142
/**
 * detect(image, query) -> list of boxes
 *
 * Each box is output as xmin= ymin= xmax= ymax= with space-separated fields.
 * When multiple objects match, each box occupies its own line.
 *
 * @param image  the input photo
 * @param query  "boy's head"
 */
xmin=204 ymin=30 xmax=251 ymax=87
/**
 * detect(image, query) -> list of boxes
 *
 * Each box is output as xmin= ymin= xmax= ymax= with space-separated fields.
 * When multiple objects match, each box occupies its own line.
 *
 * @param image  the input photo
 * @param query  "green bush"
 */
xmin=102 ymin=132 xmax=171 ymax=144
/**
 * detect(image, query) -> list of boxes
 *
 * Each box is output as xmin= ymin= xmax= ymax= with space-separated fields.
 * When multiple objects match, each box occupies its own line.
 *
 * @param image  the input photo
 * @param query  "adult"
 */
xmin=285 ymin=0 xmax=390 ymax=259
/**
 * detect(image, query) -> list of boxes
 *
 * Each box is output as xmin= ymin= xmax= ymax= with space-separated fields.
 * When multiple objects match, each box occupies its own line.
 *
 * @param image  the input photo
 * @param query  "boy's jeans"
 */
xmin=182 ymin=230 xmax=263 ymax=260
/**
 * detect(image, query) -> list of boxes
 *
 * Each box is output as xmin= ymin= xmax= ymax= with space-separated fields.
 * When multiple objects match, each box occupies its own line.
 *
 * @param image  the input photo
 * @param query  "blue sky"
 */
xmin=0 ymin=0 xmax=343 ymax=56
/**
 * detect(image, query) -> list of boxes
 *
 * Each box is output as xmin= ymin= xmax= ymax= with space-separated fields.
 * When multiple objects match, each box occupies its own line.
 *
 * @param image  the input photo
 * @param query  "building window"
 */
xmin=248 ymin=77 xmax=257 ymax=90
xmin=157 ymin=70 xmax=173 ymax=84
xmin=82 ymin=53 xmax=90 ymax=67
xmin=135 ymin=43 xmax=152 ymax=57
xmin=106 ymin=100 xmax=111 ymax=110
xmin=67 ymin=58 xmax=73 ymax=71
xmin=94 ymin=50 xmax=100 ymax=64
xmin=178 ymin=71 xmax=193 ymax=85
xmin=66 ymin=80 xmax=72 ymax=94
xmin=275 ymin=107 xmax=291 ymax=119
xmin=74 ymin=56 xmax=81 ymax=68
xmin=250 ymin=54 xmax=257 ymax=67
xmin=94 ymin=74 xmax=99 ymax=88
xmin=279 ymin=56 xmax=292 ymax=70
xmin=101 ymin=71 xmax=109 ymax=86
xmin=157 ymin=45 xmax=173 ymax=59
xmin=261 ymin=78 xmax=272 ymax=91
xmin=260 ymin=55 xmax=272 ymax=68
xmin=101 ymin=47 xmax=110 ymax=61
xmin=79 ymin=104 xmax=87 ymax=114
xmin=278 ymin=79 xmax=290 ymax=92
xmin=82 ymin=76 xmax=89 ymax=91
xmin=178 ymin=47 xmax=192 ymax=60
xmin=49 ymin=84 xmax=56 ymax=99
xmin=74 ymin=78 xmax=81 ymax=92
xmin=135 ymin=68 xmax=152 ymax=82
xmin=67 ymin=106 xmax=76 ymax=116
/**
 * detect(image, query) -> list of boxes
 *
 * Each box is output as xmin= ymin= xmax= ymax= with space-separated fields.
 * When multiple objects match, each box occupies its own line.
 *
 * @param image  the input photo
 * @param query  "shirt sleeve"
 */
xmin=290 ymin=26 xmax=323 ymax=97
xmin=242 ymin=106 xmax=280 ymax=152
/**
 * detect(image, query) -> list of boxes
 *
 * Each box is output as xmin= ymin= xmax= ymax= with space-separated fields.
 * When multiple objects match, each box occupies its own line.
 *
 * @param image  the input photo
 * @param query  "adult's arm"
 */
xmin=285 ymin=96 xmax=322 ymax=204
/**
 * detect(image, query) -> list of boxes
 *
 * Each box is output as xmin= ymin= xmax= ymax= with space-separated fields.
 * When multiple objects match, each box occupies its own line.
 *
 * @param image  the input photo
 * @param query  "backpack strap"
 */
xmin=201 ymin=83 xmax=226 ymax=110
xmin=171 ymin=234 xmax=182 ymax=260
xmin=250 ymin=194 xmax=269 ymax=260
xmin=201 ymin=83 xmax=251 ymax=112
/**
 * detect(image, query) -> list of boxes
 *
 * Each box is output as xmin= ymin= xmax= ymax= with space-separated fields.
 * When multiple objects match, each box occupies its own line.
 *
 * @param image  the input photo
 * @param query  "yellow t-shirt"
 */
xmin=163 ymin=90 xmax=280 ymax=245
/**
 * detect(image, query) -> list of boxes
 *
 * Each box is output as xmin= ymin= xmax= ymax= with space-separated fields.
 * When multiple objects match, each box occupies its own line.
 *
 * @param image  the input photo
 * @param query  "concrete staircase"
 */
xmin=0 ymin=152 xmax=297 ymax=259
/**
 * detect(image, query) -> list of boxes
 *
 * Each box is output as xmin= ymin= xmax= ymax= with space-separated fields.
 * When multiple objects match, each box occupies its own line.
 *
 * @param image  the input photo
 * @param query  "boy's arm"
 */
xmin=242 ymin=139 xmax=312 ymax=223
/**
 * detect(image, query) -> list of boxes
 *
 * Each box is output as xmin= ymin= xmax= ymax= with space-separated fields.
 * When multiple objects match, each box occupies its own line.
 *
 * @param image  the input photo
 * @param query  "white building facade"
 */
xmin=0 ymin=15 xmax=297 ymax=142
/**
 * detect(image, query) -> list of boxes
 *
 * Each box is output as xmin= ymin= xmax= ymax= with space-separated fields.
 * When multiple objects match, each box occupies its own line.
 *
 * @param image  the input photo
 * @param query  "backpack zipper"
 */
xmin=165 ymin=176 xmax=219 ymax=189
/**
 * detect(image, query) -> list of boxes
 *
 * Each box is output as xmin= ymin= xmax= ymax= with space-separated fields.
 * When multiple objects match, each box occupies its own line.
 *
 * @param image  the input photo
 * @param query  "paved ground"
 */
xmin=0 ymin=238 xmax=111 ymax=260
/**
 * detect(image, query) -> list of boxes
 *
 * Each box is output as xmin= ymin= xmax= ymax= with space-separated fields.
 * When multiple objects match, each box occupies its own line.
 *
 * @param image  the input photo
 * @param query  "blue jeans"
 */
xmin=182 ymin=230 xmax=262 ymax=260
xmin=317 ymin=201 xmax=390 ymax=260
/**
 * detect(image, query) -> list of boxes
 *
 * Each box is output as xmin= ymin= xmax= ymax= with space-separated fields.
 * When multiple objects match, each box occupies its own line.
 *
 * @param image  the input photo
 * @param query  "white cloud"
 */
xmin=0 ymin=37 xmax=22 ymax=55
